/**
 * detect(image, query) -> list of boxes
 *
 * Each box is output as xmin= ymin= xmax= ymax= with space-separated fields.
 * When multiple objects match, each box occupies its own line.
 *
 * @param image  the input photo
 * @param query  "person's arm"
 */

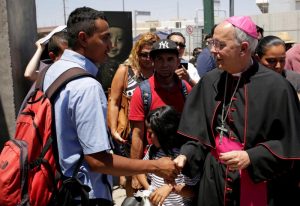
xmin=174 ymin=140 xmax=207 ymax=178
xmin=175 ymin=66 xmax=196 ymax=87
xmin=173 ymin=183 xmax=195 ymax=198
xmin=244 ymin=145 xmax=293 ymax=182
xmin=136 ymin=174 xmax=150 ymax=189
xmin=136 ymin=148 xmax=154 ymax=190
xmin=149 ymin=183 xmax=196 ymax=205
xmin=187 ymin=63 xmax=200 ymax=86
xmin=130 ymin=120 xmax=146 ymax=189
xmin=149 ymin=184 xmax=173 ymax=205
xmin=24 ymin=39 xmax=45 ymax=81
xmin=130 ymin=120 xmax=145 ymax=159
xmin=107 ymin=64 xmax=127 ymax=143
xmin=84 ymin=152 xmax=179 ymax=180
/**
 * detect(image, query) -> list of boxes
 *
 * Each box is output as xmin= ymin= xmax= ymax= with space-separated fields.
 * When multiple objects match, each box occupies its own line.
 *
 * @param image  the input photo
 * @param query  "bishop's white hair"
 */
xmin=233 ymin=26 xmax=258 ymax=54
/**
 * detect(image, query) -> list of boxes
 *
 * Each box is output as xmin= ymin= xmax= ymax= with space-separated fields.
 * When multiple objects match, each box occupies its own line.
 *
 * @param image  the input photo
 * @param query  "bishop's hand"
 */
xmin=219 ymin=150 xmax=250 ymax=171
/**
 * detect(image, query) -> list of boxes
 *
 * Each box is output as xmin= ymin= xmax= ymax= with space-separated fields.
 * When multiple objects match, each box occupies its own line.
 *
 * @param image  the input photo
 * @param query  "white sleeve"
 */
xmin=187 ymin=63 xmax=200 ymax=83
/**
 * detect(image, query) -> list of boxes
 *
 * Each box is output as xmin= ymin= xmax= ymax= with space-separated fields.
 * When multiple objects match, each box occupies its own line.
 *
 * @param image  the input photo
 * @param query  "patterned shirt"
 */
xmin=143 ymin=147 xmax=200 ymax=206
xmin=125 ymin=66 xmax=146 ymax=97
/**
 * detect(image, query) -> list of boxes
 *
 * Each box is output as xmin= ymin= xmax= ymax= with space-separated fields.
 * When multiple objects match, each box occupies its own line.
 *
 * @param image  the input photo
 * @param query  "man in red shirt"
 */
xmin=129 ymin=39 xmax=192 ymax=190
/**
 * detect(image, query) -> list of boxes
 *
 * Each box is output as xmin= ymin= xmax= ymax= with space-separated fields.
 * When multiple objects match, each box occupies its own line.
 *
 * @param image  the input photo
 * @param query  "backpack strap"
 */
xmin=42 ymin=67 xmax=94 ymax=204
xmin=46 ymin=67 xmax=94 ymax=99
xmin=139 ymin=80 xmax=152 ymax=117
xmin=139 ymin=79 xmax=188 ymax=117
xmin=43 ymin=67 xmax=94 ymax=173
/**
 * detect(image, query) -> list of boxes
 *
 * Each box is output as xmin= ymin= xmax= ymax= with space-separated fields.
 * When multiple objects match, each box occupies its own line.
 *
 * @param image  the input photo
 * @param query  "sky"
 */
xmin=35 ymin=0 xmax=262 ymax=27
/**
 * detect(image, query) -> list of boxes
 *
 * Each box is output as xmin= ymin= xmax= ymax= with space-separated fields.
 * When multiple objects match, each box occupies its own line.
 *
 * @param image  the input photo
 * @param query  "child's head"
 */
xmin=48 ymin=30 xmax=68 ymax=62
xmin=146 ymin=106 xmax=180 ymax=151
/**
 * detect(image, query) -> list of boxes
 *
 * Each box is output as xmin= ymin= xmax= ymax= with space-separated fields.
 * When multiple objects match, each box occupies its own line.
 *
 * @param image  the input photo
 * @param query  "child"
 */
xmin=24 ymin=25 xmax=68 ymax=81
xmin=137 ymin=106 xmax=200 ymax=206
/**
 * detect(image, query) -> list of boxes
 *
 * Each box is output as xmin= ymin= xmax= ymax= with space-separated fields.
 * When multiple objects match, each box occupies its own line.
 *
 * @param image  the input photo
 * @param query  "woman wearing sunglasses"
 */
xmin=107 ymin=32 xmax=160 ymax=196
xmin=255 ymin=35 xmax=300 ymax=99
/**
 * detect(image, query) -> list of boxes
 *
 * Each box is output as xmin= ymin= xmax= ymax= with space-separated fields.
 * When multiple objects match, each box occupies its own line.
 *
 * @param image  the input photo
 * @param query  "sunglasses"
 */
xmin=265 ymin=57 xmax=285 ymax=65
xmin=139 ymin=52 xmax=151 ymax=59
xmin=174 ymin=42 xmax=186 ymax=48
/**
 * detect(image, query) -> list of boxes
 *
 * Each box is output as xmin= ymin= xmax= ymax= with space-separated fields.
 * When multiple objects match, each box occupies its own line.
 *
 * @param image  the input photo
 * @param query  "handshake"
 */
xmin=154 ymin=155 xmax=187 ymax=180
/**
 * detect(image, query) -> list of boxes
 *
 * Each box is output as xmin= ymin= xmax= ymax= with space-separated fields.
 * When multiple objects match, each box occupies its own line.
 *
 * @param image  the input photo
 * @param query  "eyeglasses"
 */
xmin=174 ymin=42 xmax=186 ymax=48
xmin=265 ymin=57 xmax=286 ymax=66
xmin=139 ymin=52 xmax=151 ymax=59
xmin=207 ymin=39 xmax=227 ymax=51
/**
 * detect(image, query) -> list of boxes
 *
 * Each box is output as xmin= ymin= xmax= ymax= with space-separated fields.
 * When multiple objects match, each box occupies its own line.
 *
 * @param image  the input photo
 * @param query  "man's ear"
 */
xmin=78 ymin=31 xmax=88 ymax=48
xmin=240 ymin=42 xmax=249 ymax=55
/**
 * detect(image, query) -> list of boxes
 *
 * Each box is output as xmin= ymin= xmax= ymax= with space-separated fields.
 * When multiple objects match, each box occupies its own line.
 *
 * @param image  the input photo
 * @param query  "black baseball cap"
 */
xmin=150 ymin=39 xmax=179 ymax=58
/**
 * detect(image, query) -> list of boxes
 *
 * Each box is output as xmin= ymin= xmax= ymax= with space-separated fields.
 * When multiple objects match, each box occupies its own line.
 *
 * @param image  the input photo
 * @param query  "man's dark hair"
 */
xmin=204 ymin=33 xmax=212 ymax=41
xmin=48 ymin=30 xmax=68 ymax=56
xmin=167 ymin=32 xmax=186 ymax=44
xmin=67 ymin=7 xmax=107 ymax=49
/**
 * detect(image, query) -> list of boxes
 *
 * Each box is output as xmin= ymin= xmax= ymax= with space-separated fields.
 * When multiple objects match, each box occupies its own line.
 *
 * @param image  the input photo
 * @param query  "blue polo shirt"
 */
xmin=43 ymin=49 xmax=113 ymax=200
xmin=196 ymin=47 xmax=216 ymax=77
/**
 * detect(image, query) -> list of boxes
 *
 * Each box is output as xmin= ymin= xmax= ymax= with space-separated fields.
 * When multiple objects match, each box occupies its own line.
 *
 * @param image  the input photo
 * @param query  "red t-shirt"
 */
xmin=129 ymin=75 xmax=192 ymax=144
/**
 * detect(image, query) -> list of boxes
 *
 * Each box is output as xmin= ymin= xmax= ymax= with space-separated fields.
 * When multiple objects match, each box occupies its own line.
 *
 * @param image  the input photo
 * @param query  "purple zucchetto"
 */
xmin=226 ymin=16 xmax=258 ymax=39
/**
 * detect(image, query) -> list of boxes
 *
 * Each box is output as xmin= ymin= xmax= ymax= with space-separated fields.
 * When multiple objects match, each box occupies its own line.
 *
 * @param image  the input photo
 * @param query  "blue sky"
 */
xmin=35 ymin=0 xmax=261 ymax=27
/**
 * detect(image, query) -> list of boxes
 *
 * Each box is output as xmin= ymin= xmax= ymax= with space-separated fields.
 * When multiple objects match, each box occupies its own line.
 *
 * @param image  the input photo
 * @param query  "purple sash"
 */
xmin=211 ymin=134 xmax=267 ymax=206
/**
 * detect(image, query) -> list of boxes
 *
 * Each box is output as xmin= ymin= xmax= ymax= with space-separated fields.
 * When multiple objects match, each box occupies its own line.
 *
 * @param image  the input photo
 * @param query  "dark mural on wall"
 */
xmin=98 ymin=11 xmax=132 ymax=95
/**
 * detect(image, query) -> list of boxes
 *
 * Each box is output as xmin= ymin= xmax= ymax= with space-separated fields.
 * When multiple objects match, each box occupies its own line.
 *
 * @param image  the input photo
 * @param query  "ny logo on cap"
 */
xmin=159 ymin=41 xmax=169 ymax=49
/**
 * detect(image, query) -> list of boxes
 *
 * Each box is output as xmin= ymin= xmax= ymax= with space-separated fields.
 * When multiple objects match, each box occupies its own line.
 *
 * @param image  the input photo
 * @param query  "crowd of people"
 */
xmin=22 ymin=6 xmax=300 ymax=206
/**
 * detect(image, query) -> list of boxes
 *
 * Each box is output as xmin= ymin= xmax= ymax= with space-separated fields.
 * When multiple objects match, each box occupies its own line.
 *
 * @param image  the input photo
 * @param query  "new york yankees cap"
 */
xmin=150 ymin=39 xmax=179 ymax=58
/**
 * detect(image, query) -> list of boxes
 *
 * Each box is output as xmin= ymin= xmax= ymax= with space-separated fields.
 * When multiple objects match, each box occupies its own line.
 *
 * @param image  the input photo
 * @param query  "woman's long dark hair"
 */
xmin=146 ymin=106 xmax=180 ymax=159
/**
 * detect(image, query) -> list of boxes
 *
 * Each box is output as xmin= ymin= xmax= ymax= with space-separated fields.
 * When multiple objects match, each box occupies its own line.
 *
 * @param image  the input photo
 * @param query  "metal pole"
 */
xmin=134 ymin=10 xmax=136 ymax=37
xmin=229 ymin=0 xmax=234 ymax=16
xmin=203 ymin=0 xmax=214 ymax=35
xmin=189 ymin=35 xmax=191 ymax=60
xmin=122 ymin=0 xmax=125 ymax=11
xmin=177 ymin=1 xmax=179 ymax=19
xmin=63 ymin=0 xmax=67 ymax=24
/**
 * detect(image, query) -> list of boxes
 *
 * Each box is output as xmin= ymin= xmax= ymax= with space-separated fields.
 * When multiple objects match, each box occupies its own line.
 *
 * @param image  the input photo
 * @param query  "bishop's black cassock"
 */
xmin=178 ymin=60 xmax=300 ymax=206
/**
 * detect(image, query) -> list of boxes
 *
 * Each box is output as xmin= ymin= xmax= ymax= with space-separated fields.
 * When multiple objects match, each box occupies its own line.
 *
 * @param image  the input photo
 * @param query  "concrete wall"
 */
xmin=0 ymin=0 xmax=37 ymax=137
xmin=252 ymin=11 xmax=300 ymax=43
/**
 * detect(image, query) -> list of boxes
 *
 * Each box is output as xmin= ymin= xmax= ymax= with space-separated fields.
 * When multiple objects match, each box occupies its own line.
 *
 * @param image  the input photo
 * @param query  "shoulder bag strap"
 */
xmin=123 ymin=66 xmax=129 ymax=94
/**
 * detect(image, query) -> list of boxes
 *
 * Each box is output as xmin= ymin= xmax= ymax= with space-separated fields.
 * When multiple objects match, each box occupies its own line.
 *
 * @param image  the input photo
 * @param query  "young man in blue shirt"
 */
xmin=43 ymin=7 xmax=178 ymax=205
